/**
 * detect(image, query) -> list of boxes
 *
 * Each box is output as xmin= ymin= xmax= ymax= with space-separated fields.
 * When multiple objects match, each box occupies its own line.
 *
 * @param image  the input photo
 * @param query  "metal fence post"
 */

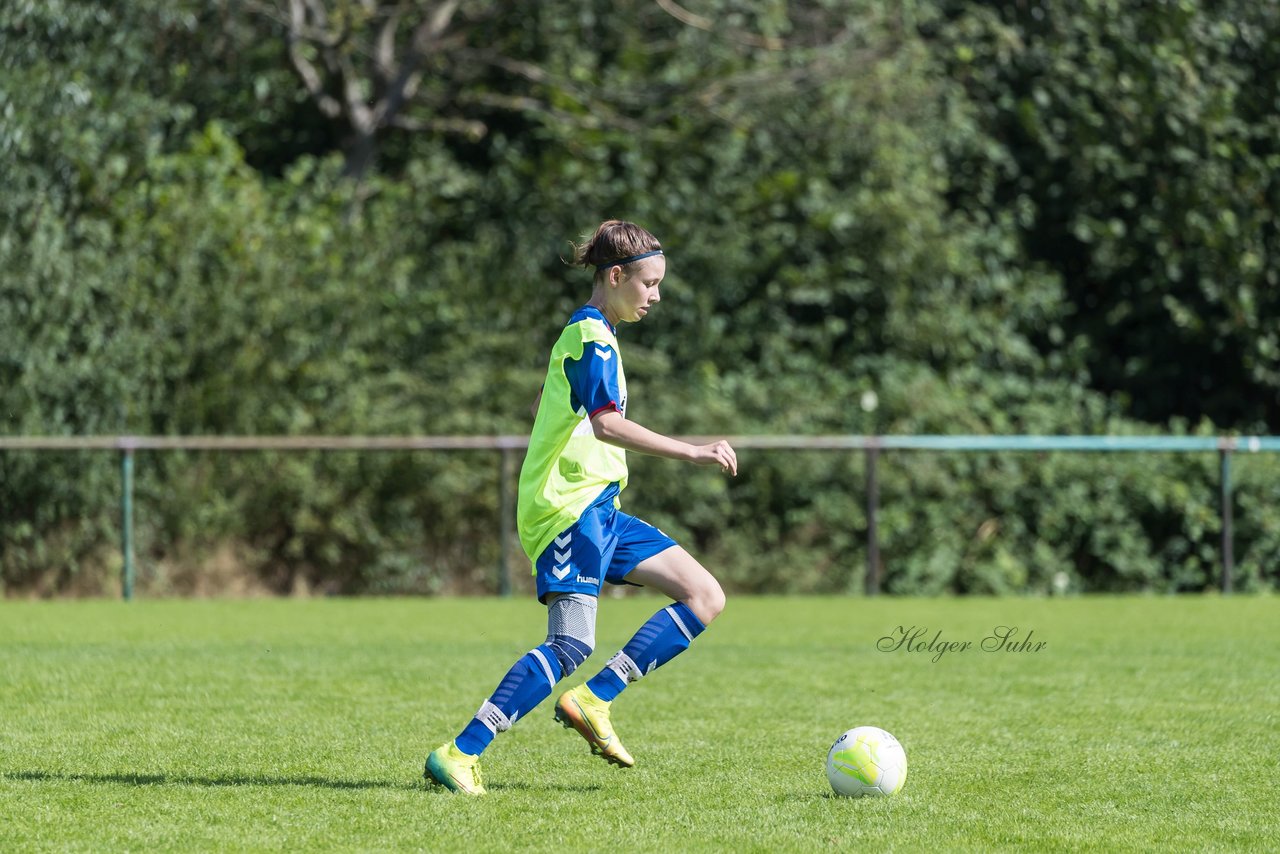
xmin=1220 ymin=448 xmax=1234 ymax=594
xmin=865 ymin=445 xmax=881 ymax=596
xmin=498 ymin=446 xmax=515 ymax=597
xmin=121 ymin=448 xmax=135 ymax=601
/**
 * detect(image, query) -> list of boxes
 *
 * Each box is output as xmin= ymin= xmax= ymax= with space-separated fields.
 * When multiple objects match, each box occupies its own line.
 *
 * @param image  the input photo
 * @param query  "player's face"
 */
xmin=612 ymin=255 xmax=665 ymax=323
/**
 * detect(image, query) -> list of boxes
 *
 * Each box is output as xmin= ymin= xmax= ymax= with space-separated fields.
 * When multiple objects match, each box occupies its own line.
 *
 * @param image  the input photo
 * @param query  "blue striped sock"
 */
xmin=586 ymin=602 xmax=705 ymax=703
xmin=455 ymin=644 xmax=562 ymax=756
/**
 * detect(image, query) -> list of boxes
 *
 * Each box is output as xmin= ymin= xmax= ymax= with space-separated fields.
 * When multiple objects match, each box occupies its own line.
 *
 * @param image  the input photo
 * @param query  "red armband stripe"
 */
xmin=589 ymin=402 xmax=619 ymax=419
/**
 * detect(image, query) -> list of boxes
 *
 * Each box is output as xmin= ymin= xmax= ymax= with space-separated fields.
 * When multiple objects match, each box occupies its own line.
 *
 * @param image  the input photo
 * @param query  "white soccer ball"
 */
xmin=825 ymin=726 xmax=908 ymax=797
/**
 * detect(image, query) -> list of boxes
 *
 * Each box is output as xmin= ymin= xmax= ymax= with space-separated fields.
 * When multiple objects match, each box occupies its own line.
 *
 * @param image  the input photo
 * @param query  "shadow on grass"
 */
xmin=5 ymin=770 xmax=604 ymax=794
xmin=5 ymin=770 xmax=419 ymax=791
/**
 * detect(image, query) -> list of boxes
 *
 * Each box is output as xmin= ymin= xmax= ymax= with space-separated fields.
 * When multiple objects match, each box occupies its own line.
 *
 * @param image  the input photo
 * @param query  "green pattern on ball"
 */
xmin=832 ymin=743 xmax=876 ymax=785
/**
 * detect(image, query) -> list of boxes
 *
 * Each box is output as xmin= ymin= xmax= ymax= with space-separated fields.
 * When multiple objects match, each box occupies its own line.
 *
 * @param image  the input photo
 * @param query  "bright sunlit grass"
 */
xmin=2 ymin=595 xmax=1277 ymax=851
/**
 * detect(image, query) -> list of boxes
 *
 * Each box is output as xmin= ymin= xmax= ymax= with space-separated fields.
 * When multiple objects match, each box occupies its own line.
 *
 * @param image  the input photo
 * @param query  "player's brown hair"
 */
xmin=570 ymin=220 xmax=662 ymax=282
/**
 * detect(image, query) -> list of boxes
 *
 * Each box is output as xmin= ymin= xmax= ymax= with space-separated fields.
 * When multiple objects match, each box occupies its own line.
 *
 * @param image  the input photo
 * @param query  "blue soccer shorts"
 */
xmin=534 ymin=488 xmax=677 ymax=603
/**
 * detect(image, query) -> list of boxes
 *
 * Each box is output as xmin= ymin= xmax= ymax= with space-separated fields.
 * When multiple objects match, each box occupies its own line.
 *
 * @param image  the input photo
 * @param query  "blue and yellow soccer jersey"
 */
xmin=517 ymin=306 xmax=630 ymax=565
xmin=564 ymin=335 xmax=624 ymax=421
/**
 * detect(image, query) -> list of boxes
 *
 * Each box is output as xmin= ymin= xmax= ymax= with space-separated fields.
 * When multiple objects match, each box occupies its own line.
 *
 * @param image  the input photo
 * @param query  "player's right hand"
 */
xmin=693 ymin=440 xmax=738 ymax=476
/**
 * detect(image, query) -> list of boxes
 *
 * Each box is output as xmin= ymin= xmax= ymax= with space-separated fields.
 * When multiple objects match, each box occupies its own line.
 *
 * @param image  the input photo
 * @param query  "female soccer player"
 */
xmin=425 ymin=220 xmax=737 ymax=795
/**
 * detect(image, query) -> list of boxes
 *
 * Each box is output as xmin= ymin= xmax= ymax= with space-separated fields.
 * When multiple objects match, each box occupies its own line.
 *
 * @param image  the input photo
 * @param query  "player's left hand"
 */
xmin=693 ymin=440 xmax=737 ymax=476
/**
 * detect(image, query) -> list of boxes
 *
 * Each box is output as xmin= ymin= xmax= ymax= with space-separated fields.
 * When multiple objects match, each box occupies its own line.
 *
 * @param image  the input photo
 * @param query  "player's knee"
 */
xmin=687 ymin=578 xmax=726 ymax=626
xmin=546 ymin=635 xmax=593 ymax=677
xmin=545 ymin=592 xmax=598 ymax=675
xmin=704 ymin=583 xmax=726 ymax=623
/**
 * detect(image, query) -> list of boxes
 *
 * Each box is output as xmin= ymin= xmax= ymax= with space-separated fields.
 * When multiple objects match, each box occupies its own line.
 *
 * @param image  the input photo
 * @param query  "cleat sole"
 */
xmin=553 ymin=698 xmax=634 ymax=768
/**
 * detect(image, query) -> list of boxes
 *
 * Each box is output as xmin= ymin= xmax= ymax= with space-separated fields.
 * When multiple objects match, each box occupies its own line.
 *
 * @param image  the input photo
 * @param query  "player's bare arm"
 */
xmin=590 ymin=410 xmax=737 ymax=476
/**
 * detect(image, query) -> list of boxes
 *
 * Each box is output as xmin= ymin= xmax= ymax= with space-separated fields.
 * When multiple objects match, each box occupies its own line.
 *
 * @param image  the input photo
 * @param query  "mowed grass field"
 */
xmin=1 ymin=594 xmax=1277 ymax=852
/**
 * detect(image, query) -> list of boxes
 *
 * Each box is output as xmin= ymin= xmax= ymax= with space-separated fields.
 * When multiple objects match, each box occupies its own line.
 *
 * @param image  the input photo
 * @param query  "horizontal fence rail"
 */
xmin=3 ymin=435 xmax=1279 ymax=452
xmin=2 ymin=435 xmax=1275 ymax=600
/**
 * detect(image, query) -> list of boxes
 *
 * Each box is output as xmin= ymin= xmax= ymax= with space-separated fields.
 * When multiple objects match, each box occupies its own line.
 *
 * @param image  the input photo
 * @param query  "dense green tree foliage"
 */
xmin=932 ymin=0 xmax=1280 ymax=428
xmin=2 ymin=1 xmax=1277 ymax=595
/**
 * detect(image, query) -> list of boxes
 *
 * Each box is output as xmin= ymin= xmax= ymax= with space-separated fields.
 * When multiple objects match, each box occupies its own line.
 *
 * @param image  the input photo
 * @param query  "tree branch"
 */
xmin=415 ymin=0 xmax=460 ymax=52
xmin=389 ymin=115 xmax=487 ymax=138
xmin=373 ymin=1 xmax=460 ymax=130
xmin=458 ymin=92 xmax=640 ymax=134
xmin=654 ymin=0 xmax=785 ymax=50
xmin=453 ymin=47 xmax=643 ymax=132
xmin=286 ymin=0 xmax=341 ymax=117
xmin=335 ymin=50 xmax=375 ymax=133
xmin=374 ymin=6 xmax=402 ymax=82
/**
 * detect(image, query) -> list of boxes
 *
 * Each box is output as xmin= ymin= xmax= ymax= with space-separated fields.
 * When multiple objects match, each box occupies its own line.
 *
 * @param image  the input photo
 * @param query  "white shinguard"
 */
xmin=473 ymin=700 xmax=513 ymax=735
xmin=603 ymin=650 xmax=645 ymax=685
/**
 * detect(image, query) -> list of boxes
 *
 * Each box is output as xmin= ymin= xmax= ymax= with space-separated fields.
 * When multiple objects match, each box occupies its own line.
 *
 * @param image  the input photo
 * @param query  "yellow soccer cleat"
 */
xmin=554 ymin=684 xmax=635 ymax=768
xmin=424 ymin=741 xmax=487 ymax=795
